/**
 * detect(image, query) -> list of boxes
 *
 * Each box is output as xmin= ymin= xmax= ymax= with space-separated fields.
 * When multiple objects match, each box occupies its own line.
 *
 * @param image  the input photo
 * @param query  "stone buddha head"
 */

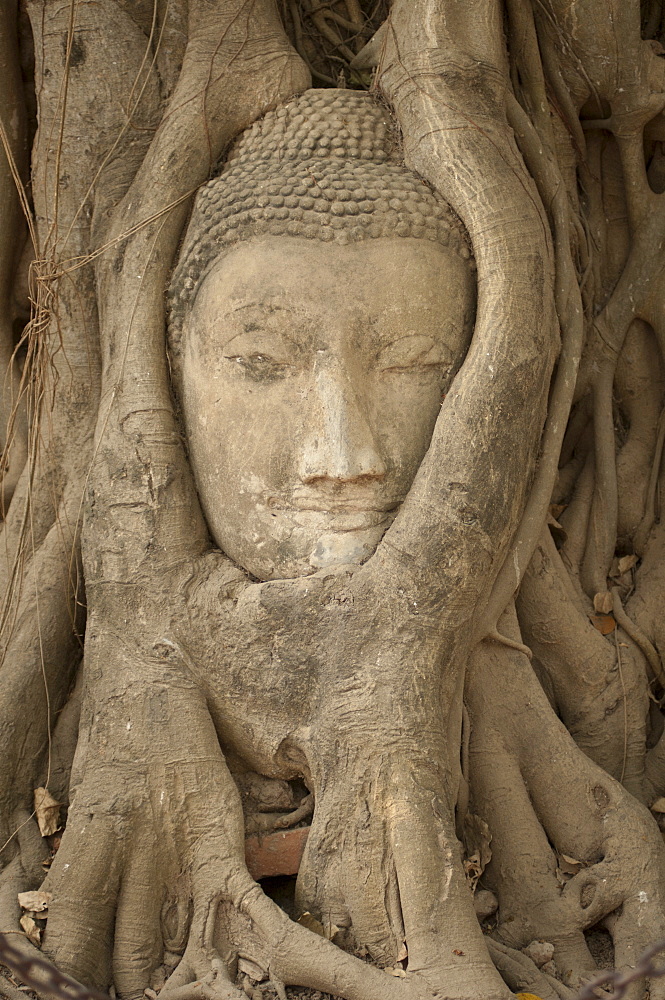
xmin=168 ymin=90 xmax=475 ymax=581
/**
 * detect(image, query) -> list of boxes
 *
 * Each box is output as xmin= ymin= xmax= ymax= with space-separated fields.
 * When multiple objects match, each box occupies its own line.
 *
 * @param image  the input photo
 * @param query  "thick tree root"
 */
xmin=4 ymin=580 xmax=665 ymax=1000
xmin=518 ymin=529 xmax=649 ymax=795
xmin=467 ymin=611 xmax=665 ymax=997
xmin=485 ymin=939 xmax=574 ymax=1000
xmin=293 ymin=747 xmax=510 ymax=1000
xmin=35 ymin=681 xmax=512 ymax=1000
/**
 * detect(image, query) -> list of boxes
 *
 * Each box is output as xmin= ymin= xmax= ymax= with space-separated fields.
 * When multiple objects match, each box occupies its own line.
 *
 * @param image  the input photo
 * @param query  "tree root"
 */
xmin=467 ymin=609 xmax=665 ymax=993
xmin=15 ymin=618 xmax=665 ymax=1000
xmin=611 ymin=587 xmax=665 ymax=688
xmin=14 ymin=590 xmax=511 ymax=1000
xmin=245 ymin=794 xmax=313 ymax=835
xmin=518 ymin=529 xmax=649 ymax=794
xmin=486 ymin=939 xmax=575 ymax=1000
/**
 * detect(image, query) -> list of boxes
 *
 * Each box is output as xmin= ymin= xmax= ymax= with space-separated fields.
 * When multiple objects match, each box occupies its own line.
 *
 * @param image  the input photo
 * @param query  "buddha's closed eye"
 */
xmin=376 ymin=334 xmax=452 ymax=374
xmin=222 ymin=329 xmax=299 ymax=380
xmin=224 ymin=352 xmax=296 ymax=380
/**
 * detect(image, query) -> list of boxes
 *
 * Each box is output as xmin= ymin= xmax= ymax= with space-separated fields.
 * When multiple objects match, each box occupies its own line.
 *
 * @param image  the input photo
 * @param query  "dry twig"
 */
xmin=576 ymin=938 xmax=665 ymax=999
xmin=0 ymin=934 xmax=107 ymax=1000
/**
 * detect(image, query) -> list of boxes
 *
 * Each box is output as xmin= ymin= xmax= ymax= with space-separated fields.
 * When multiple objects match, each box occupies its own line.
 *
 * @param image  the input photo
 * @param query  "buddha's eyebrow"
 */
xmin=217 ymin=303 xmax=306 ymax=346
xmin=219 ymin=318 xmax=303 ymax=350
xmin=229 ymin=302 xmax=291 ymax=314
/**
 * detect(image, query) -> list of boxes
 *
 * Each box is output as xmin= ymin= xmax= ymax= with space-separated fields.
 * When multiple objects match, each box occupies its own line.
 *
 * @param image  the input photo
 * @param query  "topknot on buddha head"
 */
xmin=167 ymin=89 xmax=474 ymax=351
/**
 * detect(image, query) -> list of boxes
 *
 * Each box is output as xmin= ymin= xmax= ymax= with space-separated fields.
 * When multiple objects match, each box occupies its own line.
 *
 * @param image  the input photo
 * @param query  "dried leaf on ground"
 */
xmin=618 ymin=554 xmax=638 ymax=574
xmin=463 ymin=813 xmax=492 ymax=891
xmin=590 ymin=613 xmax=616 ymax=635
xmin=593 ymin=591 xmax=613 ymax=614
xmin=19 ymin=914 xmax=41 ymax=946
xmin=33 ymin=788 xmax=61 ymax=837
xmin=464 ymin=814 xmax=492 ymax=867
xmin=556 ymin=851 xmax=588 ymax=882
xmin=17 ymin=890 xmax=51 ymax=913
xmin=237 ymin=957 xmax=267 ymax=981
xmin=297 ymin=911 xmax=325 ymax=937
xmin=558 ymin=861 xmax=579 ymax=876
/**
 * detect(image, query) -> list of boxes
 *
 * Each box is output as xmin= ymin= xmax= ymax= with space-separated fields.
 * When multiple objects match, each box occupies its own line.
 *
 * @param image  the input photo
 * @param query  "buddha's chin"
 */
xmin=307 ymin=525 xmax=387 ymax=571
xmin=217 ymin=522 xmax=390 ymax=582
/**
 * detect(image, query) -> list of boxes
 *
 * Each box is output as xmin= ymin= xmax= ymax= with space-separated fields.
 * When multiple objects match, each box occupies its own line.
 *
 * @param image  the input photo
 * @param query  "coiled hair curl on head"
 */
xmin=166 ymin=88 xmax=475 ymax=360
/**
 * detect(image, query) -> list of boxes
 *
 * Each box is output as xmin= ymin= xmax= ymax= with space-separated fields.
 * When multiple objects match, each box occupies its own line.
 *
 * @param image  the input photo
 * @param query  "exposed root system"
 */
xmin=1 ymin=2 xmax=665 ymax=1000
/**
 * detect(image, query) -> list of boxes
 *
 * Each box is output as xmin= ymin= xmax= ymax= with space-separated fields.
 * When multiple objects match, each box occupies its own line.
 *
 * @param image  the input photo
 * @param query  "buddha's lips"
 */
xmin=289 ymin=509 xmax=396 ymax=532
xmin=266 ymin=496 xmax=402 ymax=532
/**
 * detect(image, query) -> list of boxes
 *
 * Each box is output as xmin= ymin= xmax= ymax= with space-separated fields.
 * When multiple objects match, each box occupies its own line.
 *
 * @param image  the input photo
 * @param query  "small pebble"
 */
xmin=474 ymin=888 xmax=499 ymax=921
xmin=522 ymin=939 xmax=555 ymax=968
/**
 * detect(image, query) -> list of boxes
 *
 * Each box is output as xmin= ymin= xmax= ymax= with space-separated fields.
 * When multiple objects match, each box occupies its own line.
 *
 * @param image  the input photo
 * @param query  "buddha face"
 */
xmin=179 ymin=235 xmax=474 ymax=581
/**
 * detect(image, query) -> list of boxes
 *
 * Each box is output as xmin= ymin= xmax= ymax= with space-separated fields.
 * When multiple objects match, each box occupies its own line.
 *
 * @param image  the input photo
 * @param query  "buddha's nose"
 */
xmin=299 ymin=368 xmax=386 ymax=485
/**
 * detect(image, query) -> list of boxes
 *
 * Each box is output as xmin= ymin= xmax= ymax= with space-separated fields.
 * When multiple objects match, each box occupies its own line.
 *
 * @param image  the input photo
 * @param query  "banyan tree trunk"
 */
xmin=1 ymin=2 xmax=665 ymax=1000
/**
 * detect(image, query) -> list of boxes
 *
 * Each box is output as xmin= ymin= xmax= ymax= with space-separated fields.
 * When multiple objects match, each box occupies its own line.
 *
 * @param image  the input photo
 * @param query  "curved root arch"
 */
xmin=1 ymin=2 xmax=665 ymax=1000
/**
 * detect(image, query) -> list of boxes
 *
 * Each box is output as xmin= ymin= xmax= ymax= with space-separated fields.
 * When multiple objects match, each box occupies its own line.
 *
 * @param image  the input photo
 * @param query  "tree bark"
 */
xmin=1 ymin=3 xmax=665 ymax=1000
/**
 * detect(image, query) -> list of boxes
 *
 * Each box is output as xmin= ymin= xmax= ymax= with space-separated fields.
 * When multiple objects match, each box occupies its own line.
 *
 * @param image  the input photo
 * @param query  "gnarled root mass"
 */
xmin=3 ymin=1 xmax=665 ymax=999
xmin=3 ymin=567 xmax=665 ymax=1000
